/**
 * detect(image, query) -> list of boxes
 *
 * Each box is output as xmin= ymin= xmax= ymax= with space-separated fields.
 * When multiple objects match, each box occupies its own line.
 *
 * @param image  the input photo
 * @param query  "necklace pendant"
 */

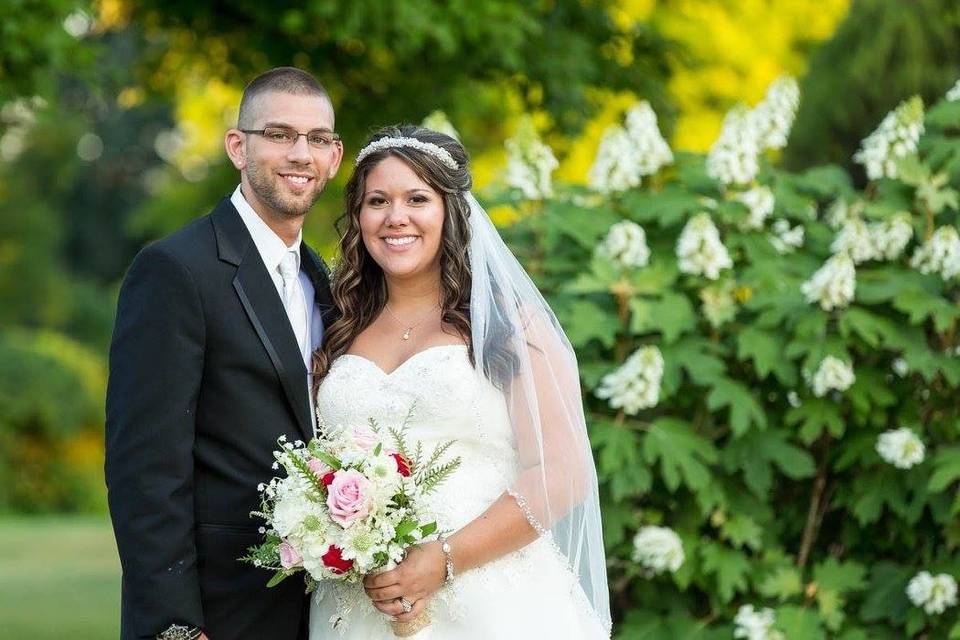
xmin=402 ymin=328 xmax=412 ymax=341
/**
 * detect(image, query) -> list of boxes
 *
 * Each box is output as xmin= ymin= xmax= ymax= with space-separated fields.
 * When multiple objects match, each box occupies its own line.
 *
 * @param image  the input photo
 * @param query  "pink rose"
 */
xmin=326 ymin=469 xmax=373 ymax=526
xmin=351 ymin=425 xmax=379 ymax=451
xmin=307 ymin=457 xmax=333 ymax=479
xmin=278 ymin=541 xmax=303 ymax=569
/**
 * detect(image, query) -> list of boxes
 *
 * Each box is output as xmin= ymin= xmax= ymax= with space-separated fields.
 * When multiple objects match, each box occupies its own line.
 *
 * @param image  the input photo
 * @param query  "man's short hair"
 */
xmin=237 ymin=67 xmax=332 ymax=128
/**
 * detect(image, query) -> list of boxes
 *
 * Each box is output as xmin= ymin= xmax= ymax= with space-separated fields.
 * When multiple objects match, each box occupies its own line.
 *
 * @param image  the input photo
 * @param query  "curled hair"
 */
xmin=312 ymin=124 xmax=517 ymax=391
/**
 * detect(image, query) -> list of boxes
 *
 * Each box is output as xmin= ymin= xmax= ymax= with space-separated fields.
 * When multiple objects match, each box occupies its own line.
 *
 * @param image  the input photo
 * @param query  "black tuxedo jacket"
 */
xmin=105 ymin=198 xmax=336 ymax=639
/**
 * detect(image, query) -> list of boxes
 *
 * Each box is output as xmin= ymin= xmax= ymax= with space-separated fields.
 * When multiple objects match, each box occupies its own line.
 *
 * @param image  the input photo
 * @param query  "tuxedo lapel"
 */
xmin=211 ymin=199 xmax=313 ymax=443
xmin=301 ymin=243 xmax=337 ymax=328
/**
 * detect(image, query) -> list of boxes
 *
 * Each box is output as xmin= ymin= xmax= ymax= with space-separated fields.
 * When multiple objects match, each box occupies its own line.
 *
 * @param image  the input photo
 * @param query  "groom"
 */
xmin=106 ymin=67 xmax=343 ymax=640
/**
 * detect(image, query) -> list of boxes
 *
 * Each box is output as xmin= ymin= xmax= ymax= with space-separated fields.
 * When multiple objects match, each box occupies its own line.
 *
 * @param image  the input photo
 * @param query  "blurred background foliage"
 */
xmin=1 ymin=0 xmax=959 ymax=636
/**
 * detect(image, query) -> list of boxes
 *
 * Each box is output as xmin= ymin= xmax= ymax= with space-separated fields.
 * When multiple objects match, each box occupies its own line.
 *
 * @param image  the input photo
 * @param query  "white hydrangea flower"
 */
xmin=946 ymin=79 xmax=960 ymax=102
xmin=910 ymin=226 xmax=960 ymax=281
xmin=750 ymin=76 xmax=800 ymax=151
xmin=504 ymin=117 xmax=558 ymax=200
xmin=589 ymin=126 xmax=641 ymax=193
xmin=876 ymin=428 xmax=925 ymax=469
xmin=676 ymin=213 xmax=734 ymax=280
xmin=699 ymin=282 xmax=737 ymax=328
xmin=831 ymin=218 xmax=879 ymax=264
xmin=872 ymin=214 xmax=914 ymax=260
xmin=768 ymin=218 xmax=805 ymax=254
xmin=707 ymin=106 xmax=761 ymax=186
xmin=631 ymin=525 xmax=684 ymax=574
xmin=596 ymin=221 xmax=651 ymax=268
xmin=734 ymin=605 xmax=784 ymax=640
xmin=892 ymin=358 xmax=910 ymax=378
xmin=809 ymin=356 xmax=855 ymax=397
xmin=854 ymin=96 xmax=925 ymax=181
xmin=824 ymin=199 xmax=864 ymax=230
xmin=595 ymin=346 xmax=664 ymax=414
xmin=786 ymin=390 xmax=801 ymax=408
xmin=420 ymin=110 xmax=460 ymax=140
xmin=907 ymin=572 xmax=959 ymax=615
xmin=801 ymin=252 xmax=856 ymax=310
xmin=624 ymin=101 xmax=674 ymax=175
xmin=734 ymin=186 xmax=775 ymax=230
xmin=589 ymin=101 xmax=672 ymax=193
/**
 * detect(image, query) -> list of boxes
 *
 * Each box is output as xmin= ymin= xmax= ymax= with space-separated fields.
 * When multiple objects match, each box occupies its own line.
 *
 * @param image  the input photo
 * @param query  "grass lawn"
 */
xmin=0 ymin=515 xmax=120 ymax=638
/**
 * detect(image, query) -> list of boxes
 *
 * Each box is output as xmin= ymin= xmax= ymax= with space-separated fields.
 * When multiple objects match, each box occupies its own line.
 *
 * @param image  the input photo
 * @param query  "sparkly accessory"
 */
xmin=156 ymin=624 xmax=201 ymax=640
xmin=384 ymin=303 xmax=438 ymax=341
xmin=398 ymin=597 xmax=413 ymax=613
xmin=438 ymin=534 xmax=454 ymax=584
xmin=355 ymin=136 xmax=459 ymax=170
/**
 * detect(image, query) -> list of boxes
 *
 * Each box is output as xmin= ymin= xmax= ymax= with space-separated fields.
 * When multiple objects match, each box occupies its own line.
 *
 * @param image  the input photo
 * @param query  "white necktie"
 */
xmin=278 ymin=250 xmax=308 ymax=358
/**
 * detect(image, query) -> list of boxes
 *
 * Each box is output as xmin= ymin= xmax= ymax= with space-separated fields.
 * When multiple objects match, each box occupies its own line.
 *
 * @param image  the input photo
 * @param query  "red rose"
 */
xmin=321 ymin=471 xmax=336 ymax=486
xmin=321 ymin=545 xmax=354 ymax=575
xmin=391 ymin=453 xmax=411 ymax=477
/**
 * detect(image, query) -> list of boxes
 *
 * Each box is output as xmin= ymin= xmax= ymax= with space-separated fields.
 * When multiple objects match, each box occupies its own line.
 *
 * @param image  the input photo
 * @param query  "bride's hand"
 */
xmin=363 ymin=541 xmax=446 ymax=622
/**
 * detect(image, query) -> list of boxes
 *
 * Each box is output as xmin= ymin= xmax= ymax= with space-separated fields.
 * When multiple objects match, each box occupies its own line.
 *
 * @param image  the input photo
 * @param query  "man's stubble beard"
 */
xmin=246 ymin=156 xmax=326 ymax=219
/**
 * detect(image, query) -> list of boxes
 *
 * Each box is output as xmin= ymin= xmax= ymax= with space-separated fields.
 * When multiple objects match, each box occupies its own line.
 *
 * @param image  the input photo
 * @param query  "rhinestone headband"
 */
xmin=355 ymin=136 xmax=459 ymax=170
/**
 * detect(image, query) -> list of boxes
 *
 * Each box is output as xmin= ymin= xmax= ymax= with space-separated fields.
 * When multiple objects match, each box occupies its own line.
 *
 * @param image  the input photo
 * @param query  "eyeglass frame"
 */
xmin=239 ymin=125 xmax=342 ymax=149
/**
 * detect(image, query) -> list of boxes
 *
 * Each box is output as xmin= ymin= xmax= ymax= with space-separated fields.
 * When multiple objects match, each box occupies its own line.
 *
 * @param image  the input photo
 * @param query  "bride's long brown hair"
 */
xmin=312 ymin=125 xmax=474 ymax=387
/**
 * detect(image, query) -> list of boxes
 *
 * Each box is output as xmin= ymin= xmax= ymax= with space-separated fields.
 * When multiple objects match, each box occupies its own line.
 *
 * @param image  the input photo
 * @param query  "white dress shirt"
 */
xmin=231 ymin=185 xmax=323 ymax=369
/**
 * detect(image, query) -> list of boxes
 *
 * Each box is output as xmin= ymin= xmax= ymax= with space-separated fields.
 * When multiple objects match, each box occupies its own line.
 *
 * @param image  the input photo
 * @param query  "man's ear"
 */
xmin=225 ymin=129 xmax=246 ymax=170
xmin=327 ymin=141 xmax=345 ymax=179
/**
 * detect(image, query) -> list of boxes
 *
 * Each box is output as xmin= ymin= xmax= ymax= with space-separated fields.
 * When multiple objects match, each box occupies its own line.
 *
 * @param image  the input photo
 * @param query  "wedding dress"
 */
xmin=309 ymin=344 xmax=609 ymax=639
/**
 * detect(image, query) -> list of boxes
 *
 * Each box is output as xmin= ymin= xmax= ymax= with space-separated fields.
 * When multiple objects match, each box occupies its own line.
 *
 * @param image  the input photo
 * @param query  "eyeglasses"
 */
xmin=240 ymin=126 xmax=341 ymax=149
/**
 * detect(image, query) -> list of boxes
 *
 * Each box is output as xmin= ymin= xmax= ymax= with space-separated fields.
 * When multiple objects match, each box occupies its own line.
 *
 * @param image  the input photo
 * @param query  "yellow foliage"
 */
xmin=651 ymin=0 xmax=850 ymax=151
xmin=94 ymin=0 xmax=130 ymax=30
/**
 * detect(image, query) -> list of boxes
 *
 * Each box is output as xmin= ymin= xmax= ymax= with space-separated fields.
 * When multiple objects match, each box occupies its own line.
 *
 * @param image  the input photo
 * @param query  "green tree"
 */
xmin=785 ymin=0 xmax=960 ymax=180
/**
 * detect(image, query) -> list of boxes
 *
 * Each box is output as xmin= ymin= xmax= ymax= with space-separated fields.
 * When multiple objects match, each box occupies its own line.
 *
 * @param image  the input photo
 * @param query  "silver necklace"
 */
xmin=384 ymin=303 xmax=439 ymax=341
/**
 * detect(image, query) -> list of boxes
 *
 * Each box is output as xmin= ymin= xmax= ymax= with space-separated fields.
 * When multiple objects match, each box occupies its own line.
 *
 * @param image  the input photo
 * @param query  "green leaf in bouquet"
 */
xmin=706 ymin=377 xmax=768 ymax=437
xmin=737 ymin=326 xmax=797 ymax=385
xmin=313 ymin=450 xmax=342 ymax=471
xmin=266 ymin=569 xmax=289 ymax=588
xmin=642 ymin=417 xmax=718 ymax=493
xmin=419 ymin=521 xmax=437 ymax=537
xmin=929 ymin=446 xmax=960 ymax=493
xmin=394 ymin=519 xmax=418 ymax=539
xmin=786 ymin=399 xmax=845 ymax=444
xmin=698 ymin=541 xmax=750 ymax=603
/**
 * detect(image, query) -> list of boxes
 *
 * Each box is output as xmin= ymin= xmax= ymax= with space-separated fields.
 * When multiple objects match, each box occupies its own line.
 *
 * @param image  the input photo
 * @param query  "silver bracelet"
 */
xmin=438 ymin=534 xmax=455 ymax=584
xmin=157 ymin=623 xmax=201 ymax=640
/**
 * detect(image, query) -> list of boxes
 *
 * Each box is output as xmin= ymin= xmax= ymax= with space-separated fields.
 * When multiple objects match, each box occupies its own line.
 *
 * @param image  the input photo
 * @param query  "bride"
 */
xmin=309 ymin=125 xmax=610 ymax=639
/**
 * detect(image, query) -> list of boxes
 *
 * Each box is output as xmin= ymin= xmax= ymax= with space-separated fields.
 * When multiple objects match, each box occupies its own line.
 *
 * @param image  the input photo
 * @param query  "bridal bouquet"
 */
xmin=242 ymin=412 xmax=460 ymax=635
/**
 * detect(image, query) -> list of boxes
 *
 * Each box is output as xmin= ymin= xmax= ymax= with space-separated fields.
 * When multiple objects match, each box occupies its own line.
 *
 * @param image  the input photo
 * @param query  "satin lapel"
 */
xmin=301 ymin=243 xmax=338 ymax=328
xmin=213 ymin=199 xmax=313 ymax=443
